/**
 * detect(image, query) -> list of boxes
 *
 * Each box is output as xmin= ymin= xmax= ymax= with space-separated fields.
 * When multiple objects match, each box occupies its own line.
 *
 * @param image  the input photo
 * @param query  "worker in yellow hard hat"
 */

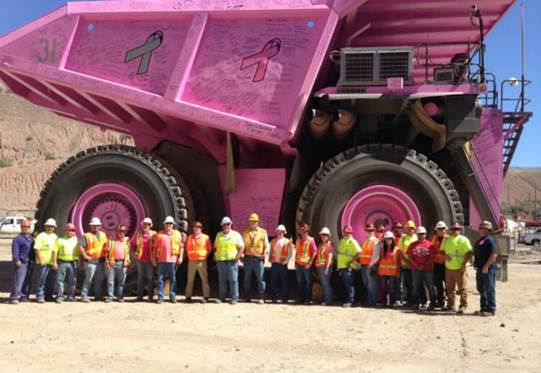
xmin=241 ymin=213 xmax=269 ymax=304
xmin=398 ymin=220 xmax=417 ymax=306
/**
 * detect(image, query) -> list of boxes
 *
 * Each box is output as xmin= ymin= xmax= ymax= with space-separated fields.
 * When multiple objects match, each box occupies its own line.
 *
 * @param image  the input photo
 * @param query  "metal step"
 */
xmin=502 ymin=111 xmax=531 ymax=176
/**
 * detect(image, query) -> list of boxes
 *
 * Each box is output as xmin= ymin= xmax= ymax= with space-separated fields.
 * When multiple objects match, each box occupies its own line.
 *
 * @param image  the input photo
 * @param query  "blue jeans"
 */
xmin=339 ymin=268 xmax=355 ymax=303
xmin=107 ymin=261 xmax=127 ymax=299
xmin=217 ymin=260 xmax=239 ymax=301
xmin=295 ymin=266 xmax=312 ymax=303
xmin=137 ymin=260 xmax=154 ymax=300
xmin=10 ymin=261 xmax=29 ymax=301
xmin=379 ymin=276 xmax=397 ymax=305
xmin=412 ymin=270 xmax=436 ymax=305
xmin=361 ymin=265 xmax=376 ymax=306
xmin=243 ymin=256 xmax=265 ymax=299
xmin=157 ymin=262 xmax=177 ymax=300
xmin=270 ymin=263 xmax=288 ymax=302
xmin=81 ymin=259 xmax=106 ymax=299
xmin=317 ymin=266 xmax=333 ymax=304
xmin=400 ymin=268 xmax=414 ymax=304
xmin=476 ymin=266 xmax=496 ymax=314
xmin=36 ymin=264 xmax=55 ymax=300
xmin=56 ymin=261 xmax=77 ymax=299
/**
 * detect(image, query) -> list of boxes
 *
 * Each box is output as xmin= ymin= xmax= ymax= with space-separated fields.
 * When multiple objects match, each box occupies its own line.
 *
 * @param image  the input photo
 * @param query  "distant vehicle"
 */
xmin=0 ymin=216 xmax=35 ymax=234
xmin=521 ymin=229 xmax=541 ymax=246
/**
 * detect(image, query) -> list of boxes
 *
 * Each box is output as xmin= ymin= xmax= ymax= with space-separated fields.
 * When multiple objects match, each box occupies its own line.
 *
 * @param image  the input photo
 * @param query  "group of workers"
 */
xmin=8 ymin=213 xmax=498 ymax=316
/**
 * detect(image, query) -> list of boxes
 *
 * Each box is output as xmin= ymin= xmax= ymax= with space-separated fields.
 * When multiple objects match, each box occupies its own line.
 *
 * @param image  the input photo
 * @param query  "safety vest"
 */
xmin=270 ymin=237 xmax=290 ymax=264
xmin=154 ymin=229 xmax=182 ymax=259
xmin=398 ymin=234 xmax=417 ymax=268
xmin=84 ymin=231 xmax=107 ymax=259
xmin=107 ymin=238 xmax=131 ymax=267
xmin=185 ymin=233 xmax=211 ymax=261
xmin=242 ymin=228 xmax=268 ymax=256
xmin=359 ymin=236 xmax=378 ymax=265
xmin=378 ymin=247 xmax=400 ymax=277
xmin=56 ymin=236 xmax=79 ymax=262
xmin=432 ymin=234 xmax=447 ymax=264
xmin=315 ymin=241 xmax=333 ymax=268
xmin=135 ymin=230 xmax=156 ymax=260
xmin=215 ymin=231 xmax=240 ymax=261
xmin=295 ymin=236 xmax=315 ymax=266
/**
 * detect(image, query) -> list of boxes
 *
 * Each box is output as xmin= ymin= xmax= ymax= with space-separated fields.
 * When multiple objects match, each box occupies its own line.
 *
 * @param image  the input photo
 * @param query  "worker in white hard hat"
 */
xmin=473 ymin=221 xmax=497 ymax=316
xmin=34 ymin=218 xmax=58 ymax=303
xmin=398 ymin=220 xmax=417 ymax=306
xmin=214 ymin=216 xmax=244 ymax=304
xmin=130 ymin=217 xmax=156 ymax=302
xmin=80 ymin=217 xmax=108 ymax=303
xmin=406 ymin=226 xmax=437 ymax=310
xmin=153 ymin=216 xmax=184 ymax=304
xmin=241 ymin=213 xmax=270 ymax=304
xmin=431 ymin=221 xmax=448 ymax=308
xmin=314 ymin=227 xmax=334 ymax=306
xmin=269 ymin=224 xmax=293 ymax=303
xmin=377 ymin=231 xmax=401 ymax=307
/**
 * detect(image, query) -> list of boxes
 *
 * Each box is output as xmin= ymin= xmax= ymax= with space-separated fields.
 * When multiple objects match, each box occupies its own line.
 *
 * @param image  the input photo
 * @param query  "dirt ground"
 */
xmin=0 ymin=239 xmax=540 ymax=373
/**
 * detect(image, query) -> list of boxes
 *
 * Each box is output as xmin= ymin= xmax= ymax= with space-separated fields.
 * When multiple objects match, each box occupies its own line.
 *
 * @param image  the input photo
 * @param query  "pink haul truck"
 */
xmin=0 ymin=0 xmax=531 ymax=280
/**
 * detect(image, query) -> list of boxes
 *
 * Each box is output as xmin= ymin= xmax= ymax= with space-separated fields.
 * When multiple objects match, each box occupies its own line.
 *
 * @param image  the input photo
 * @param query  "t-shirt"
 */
xmin=34 ymin=232 xmax=58 ymax=265
xmin=336 ymin=237 xmax=361 ymax=269
xmin=474 ymin=235 xmax=497 ymax=270
xmin=398 ymin=234 xmax=418 ymax=268
xmin=442 ymin=234 xmax=473 ymax=270
xmin=407 ymin=239 xmax=436 ymax=271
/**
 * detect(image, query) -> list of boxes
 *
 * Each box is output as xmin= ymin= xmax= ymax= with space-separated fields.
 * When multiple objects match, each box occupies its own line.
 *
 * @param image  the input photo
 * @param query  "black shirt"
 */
xmin=474 ymin=235 xmax=497 ymax=269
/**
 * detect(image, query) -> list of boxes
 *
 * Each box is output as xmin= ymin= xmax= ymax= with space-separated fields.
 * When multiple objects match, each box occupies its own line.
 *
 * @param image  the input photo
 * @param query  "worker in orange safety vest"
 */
xmin=104 ymin=225 xmax=130 ymax=303
xmin=269 ymin=224 xmax=293 ymax=304
xmin=359 ymin=223 xmax=380 ymax=306
xmin=377 ymin=231 xmax=401 ymax=307
xmin=184 ymin=221 xmax=212 ymax=303
xmin=80 ymin=217 xmax=108 ymax=303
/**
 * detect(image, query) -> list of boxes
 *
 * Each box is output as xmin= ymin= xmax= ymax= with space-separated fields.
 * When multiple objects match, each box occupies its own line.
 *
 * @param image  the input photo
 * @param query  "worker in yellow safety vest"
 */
xmin=80 ymin=217 xmax=108 ymax=303
xmin=398 ymin=219 xmax=418 ymax=306
xmin=336 ymin=225 xmax=362 ymax=307
xmin=104 ymin=225 xmax=131 ymax=303
xmin=53 ymin=223 xmax=79 ymax=303
xmin=242 ymin=213 xmax=270 ymax=304
xmin=34 ymin=218 xmax=58 ymax=303
xmin=184 ymin=221 xmax=212 ymax=303
xmin=214 ymin=216 xmax=244 ymax=304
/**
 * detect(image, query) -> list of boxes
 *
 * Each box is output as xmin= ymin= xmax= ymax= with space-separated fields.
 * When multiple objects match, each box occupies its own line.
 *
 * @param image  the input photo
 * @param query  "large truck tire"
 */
xmin=296 ymin=144 xmax=464 ymax=240
xmin=35 ymin=145 xmax=195 ymax=237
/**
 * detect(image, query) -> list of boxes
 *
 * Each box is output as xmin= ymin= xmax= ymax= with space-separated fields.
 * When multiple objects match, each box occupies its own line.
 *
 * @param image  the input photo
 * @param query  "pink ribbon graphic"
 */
xmin=240 ymin=38 xmax=281 ymax=82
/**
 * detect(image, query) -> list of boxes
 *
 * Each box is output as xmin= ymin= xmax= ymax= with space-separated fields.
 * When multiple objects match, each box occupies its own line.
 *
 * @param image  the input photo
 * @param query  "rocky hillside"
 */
xmin=0 ymin=87 xmax=132 ymax=215
xmin=503 ymin=168 xmax=541 ymax=219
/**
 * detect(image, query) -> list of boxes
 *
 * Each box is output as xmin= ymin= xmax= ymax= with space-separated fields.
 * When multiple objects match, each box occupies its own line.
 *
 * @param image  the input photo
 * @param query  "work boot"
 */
xmin=481 ymin=311 xmax=495 ymax=317
xmin=256 ymin=299 xmax=264 ymax=305
xmin=230 ymin=299 xmax=238 ymax=305
xmin=243 ymin=297 xmax=251 ymax=303
xmin=342 ymin=302 xmax=352 ymax=308
xmin=118 ymin=298 xmax=125 ymax=303
xmin=201 ymin=298 xmax=208 ymax=304
xmin=136 ymin=297 xmax=144 ymax=302
xmin=185 ymin=297 xmax=193 ymax=303
xmin=157 ymin=299 xmax=164 ymax=304
xmin=56 ymin=297 xmax=64 ymax=304
xmin=271 ymin=298 xmax=278 ymax=304
xmin=9 ymin=299 xmax=19 ymax=305
xmin=81 ymin=297 xmax=90 ymax=303
xmin=19 ymin=297 xmax=29 ymax=303
xmin=214 ymin=299 xmax=223 ymax=304
xmin=104 ymin=298 xmax=112 ymax=303
xmin=66 ymin=297 xmax=75 ymax=302
xmin=456 ymin=307 xmax=465 ymax=315
xmin=427 ymin=303 xmax=435 ymax=311
xmin=37 ymin=298 xmax=45 ymax=304
xmin=171 ymin=298 xmax=177 ymax=304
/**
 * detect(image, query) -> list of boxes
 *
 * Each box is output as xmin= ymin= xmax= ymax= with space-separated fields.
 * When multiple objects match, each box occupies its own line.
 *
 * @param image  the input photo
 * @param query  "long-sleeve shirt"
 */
xmin=11 ymin=234 xmax=34 ymax=264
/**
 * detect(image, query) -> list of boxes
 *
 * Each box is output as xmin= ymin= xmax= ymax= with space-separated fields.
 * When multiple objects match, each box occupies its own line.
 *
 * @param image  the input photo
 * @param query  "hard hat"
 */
xmin=64 ymin=223 xmax=76 ymax=232
xmin=163 ymin=216 xmax=175 ymax=224
xmin=393 ymin=222 xmax=403 ymax=229
xmin=44 ymin=218 xmax=57 ymax=227
xmin=141 ymin=217 xmax=153 ymax=226
xmin=479 ymin=220 xmax=493 ymax=230
xmin=319 ymin=227 xmax=331 ymax=236
xmin=342 ymin=225 xmax=353 ymax=234
xmin=89 ymin=217 xmax=102 ymax=226
xmin=194 ymin=221 xmax=203 ymax=228
xmin=275 ymin=224 xmax=287 ymax=233
xmin=117 ymin=225 xmax=127 ymax=232
xmin=449 ymin=221 xmax=463 ymax=230
xmin=435 ymin=221 xmax=448 ymax=230
xmin=383 ymin=231 xmax=394 ymax=239
xmin=248 ymin=213 xmax=259 ymax=222
xmin=416 ymin=226 xmax=427 ymax=234
xmin=221 ymin=216 xmax=233 ymax=225
xmin=365 ymin=223 xmax=375 ymax=231
xmin=405 ymin=220 xmax=416 ymax=229
xmin=20 ymin=219 xmax=31 ymax=228
xmin=375 ymin=223 xmax=385 ymax=232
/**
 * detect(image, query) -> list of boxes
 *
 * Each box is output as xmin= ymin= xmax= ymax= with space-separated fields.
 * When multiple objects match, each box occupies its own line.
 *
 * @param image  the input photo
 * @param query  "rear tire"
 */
xmin=296 ymin=144 xmax=464 ymax=238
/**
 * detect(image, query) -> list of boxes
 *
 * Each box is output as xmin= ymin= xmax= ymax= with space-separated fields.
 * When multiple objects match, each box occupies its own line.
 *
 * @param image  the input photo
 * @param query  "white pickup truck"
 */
xmin=521 ymin=229 xmax=541 ymax=246
xmin=0 ymin=216 xmax=36 ymax=234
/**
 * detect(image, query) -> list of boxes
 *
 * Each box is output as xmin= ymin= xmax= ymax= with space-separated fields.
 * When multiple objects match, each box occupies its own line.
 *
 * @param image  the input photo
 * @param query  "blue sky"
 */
xmin=0 ymin=0 xmax=538 ymax=167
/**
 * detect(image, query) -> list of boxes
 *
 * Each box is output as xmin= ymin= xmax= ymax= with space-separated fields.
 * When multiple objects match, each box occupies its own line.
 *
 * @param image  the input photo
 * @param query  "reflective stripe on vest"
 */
xmin=107 ymin=238 xmax=130 ymax=267
xmin=135 ymin=230 xmax=156 ymax=259
xmin=56 ymin=237 xmax=79 ymax=262
xmin=242 ymin=228 xmax=267 ymax=256
xmin=215 ymin=231 xmax=239 ymax=261
xmin=359 ymin=236 xmax=378 ymax=265
xmin=84 ymin=231 xmax=107 ymax=258
xmin=378 ymin=248 xmax=399 ymax=276
xmin=155 ymin=230 xmax=182 ymax=259
xmin=295 ymin=236 xmax=314 ymax=265
xmin=270 ymin=238 xmax=290 ymax=263
xmin=315 ymin=242 xmax=332 ymax=267
xmin=186 ymin=234 xmax=210 ymax=261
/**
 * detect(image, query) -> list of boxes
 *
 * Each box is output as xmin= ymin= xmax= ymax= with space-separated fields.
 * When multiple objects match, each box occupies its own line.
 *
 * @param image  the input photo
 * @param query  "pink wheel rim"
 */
xmin=71 ymin=183 xmax=145 ymax=238
xmin=341 ymin=185 xmax=421 ymax=242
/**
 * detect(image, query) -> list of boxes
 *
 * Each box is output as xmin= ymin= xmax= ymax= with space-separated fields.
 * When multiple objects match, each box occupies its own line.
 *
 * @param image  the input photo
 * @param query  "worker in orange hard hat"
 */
xmin=9 ymin=219 xmax=34 ymax=304
xmin=241 ymin=213 xmax=269 ymax=304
